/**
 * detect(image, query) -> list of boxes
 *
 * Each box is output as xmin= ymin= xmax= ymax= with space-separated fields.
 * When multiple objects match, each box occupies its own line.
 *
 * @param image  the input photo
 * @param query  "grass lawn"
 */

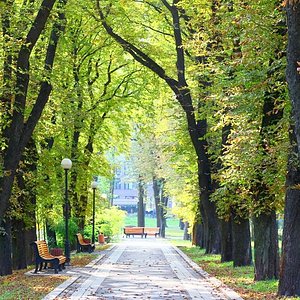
xmin=124 ymin=214 xmax=184 ymax=237
xmin=175 ymin=242 xmax=300 ymax=300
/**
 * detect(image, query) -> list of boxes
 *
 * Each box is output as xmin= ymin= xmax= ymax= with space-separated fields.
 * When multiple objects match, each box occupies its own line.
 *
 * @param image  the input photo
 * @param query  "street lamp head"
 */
xmin=91 ymin=181 xmax=98 ymax=189
xmin=61 ymin=158 xmax=72 ymax=170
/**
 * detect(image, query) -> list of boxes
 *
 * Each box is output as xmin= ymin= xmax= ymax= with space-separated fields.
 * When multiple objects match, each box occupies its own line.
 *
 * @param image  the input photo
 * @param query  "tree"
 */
xmin=0 ymin=0 xmax=66 ymax=275
xmin=278 ymin=0 xmax=300 ymax=296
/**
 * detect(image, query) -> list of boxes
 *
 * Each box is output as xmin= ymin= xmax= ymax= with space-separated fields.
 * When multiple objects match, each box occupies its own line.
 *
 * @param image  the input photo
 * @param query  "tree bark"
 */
xmin=159 ymin=195 xmax=168 ymax=238
xmin=232 ymin=215 xmax=252 ymax=267
xmin=25 ymin=226 xmax=36 ymax=265
xmin=183 ymin=222 xmax=190 ymax=240
xmin=279 ymin=130 xmax=300 ymax=296
xmin=253 ymin=212 xmax=279 ymax=280
xmin=138 ymin=176 xmax=145 ymax=227
xmin=0 ymin=219 xmax=12 ymax=275
xmin=12 ymin=219 xmax=27 ymax=270
xmin=278 ymin=1 xmax=300 ymax=296
xmin=193 ymin=212 xmax=205 ymax=248
xmin=221 ymin=217 xmax=233 ymax=262
xmin=152 ymin=176 xmax=161 ymax=228
xmin=278 ymin=162 xmax=300 ymax=295
xmin=179 ymin=219 xmax=184 ymax=230
xmin=12 ymin=138 xmax=38 ymax=270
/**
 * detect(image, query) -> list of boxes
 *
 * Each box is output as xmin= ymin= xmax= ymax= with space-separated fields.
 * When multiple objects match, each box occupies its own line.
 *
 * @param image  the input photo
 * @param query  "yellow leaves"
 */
xmin=0 ymin=269 xmax=67 ymax=299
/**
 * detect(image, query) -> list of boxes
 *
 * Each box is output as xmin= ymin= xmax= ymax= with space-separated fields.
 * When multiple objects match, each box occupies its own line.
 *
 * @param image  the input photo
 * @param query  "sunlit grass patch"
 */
xmin=0 ymin=269 xmax=67 ymax=300
xmin=178 ymin=245 xmax=285 ymax=300
xmin=71 ymin=252 xmax=98 ymax=267
xmin=95 ymin=243 xmax=111 ymax=251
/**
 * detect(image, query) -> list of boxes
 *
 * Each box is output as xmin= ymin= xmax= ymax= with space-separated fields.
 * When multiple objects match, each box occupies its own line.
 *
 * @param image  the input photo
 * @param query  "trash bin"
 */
xmin=50 ymin=248 xmax=63 ymax=256
xmin=98 ymin=233 xmax=105 ymax=244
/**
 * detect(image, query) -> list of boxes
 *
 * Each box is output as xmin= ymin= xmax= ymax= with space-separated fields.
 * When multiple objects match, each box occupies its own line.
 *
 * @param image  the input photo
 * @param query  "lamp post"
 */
xmin=61 ymin=158 xmax=72 ymax=264
xmin=91 ymin=180 xmax=98 ymax=244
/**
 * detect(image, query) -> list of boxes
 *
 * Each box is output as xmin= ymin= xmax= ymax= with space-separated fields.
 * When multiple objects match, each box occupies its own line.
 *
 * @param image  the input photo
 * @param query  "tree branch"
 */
xmin=96 ymin=0 xmax=179 ymax=96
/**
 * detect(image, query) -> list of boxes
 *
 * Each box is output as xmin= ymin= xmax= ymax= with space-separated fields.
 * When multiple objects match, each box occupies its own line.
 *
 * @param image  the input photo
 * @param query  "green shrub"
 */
xmin=94 ymin=206 xmax=126 ymax=240
xmin=54 ymin=217 xmax=78 ymax=248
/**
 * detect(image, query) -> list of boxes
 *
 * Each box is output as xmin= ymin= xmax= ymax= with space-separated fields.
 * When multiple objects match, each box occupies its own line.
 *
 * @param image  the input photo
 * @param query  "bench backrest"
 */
xmin=31 ymin=240 xmax=51 ymax=259
xmin=124 ymin=227 xmax=144 ymax=234
xmin=36 ymin=240 xmax=51 ymax=256
xmin=144 ymin=227 xmax=160 ymax=234
xmin=76 ymin=233 xmax=89 ymax=245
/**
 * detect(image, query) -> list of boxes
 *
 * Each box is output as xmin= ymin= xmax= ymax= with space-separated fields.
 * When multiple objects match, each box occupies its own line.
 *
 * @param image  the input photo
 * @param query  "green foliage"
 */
xmin=53 ymin=217 xmax=78 ymax=248
xmin=0 ymin=0 xmax=294 ymax=285
xmin=93 ymin=206 xmax=126 ymax=239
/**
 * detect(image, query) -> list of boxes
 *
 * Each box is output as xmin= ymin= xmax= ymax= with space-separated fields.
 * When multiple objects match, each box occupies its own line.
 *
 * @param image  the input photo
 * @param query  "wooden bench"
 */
xmin=144 ymin=227 xmax=160 ymax=237
xmin=76 ymin=233 xmax=95 ymax=253
xmin=124 ymin=227 xmax=146 ymax=238
xmin=31 ymin=240 xmax=66 ymax=274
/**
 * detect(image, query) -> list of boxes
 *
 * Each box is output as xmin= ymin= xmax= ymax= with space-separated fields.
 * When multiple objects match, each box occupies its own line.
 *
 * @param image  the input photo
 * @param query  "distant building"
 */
xmin=112 ymin=159 xmax=155 ymax=213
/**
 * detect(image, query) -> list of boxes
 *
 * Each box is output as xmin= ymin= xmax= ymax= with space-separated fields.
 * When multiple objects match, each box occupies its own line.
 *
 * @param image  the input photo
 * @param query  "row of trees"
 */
xmin=1 ymin=0 xmax=300 ymax=297
xmin=94 ymin=0 xmax=300 ymax=296
xmin=0 ymin=0 xmax=152 ymax=275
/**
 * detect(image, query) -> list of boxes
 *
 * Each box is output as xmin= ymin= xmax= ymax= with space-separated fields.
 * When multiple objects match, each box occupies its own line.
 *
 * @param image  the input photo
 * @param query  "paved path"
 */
xmin=43 ymin=238 xmax=243 ymax=300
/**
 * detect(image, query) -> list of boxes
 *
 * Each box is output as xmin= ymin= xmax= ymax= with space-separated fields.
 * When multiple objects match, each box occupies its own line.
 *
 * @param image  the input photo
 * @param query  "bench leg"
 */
xmin=34 ymin=264 xmax=39 ymax=273
xmin=39 ymin=263 xmax=43 ymax=271
xmin=54 ymin=262 xmax=59 ymax=274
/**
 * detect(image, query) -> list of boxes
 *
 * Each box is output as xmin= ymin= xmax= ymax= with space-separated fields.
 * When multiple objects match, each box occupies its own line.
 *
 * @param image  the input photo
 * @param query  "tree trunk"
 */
xmin=279 ymin=131 xmax=300 ymax=296
xmin=221 ymin=217 xmax=233 ymax=262
xmin=278 ymin=169 xmax=300 ymax=296
xmin=152 ymin=177 xmax=161 ymax=228
xmin=12 ymin=219 xmax=27 ymax=270
xmin=232 ymin=216 xmax=252 ymax=267
xmin=0 ymin=219 xmax=12 ymax=276
xmin=25 ymin=227 xmax=36 ymax=265
xmin=278 ymin=1 xmax=300 ymax=296
xmin=183 ymin=222 xmax=190 ymax=240
xmin=138 ymin=177 xmax=145 ymax=227
xmin=179 ymin=219 xmax=184 ymax=230
xmin=159 ymin=196 xmax=168 ymax=238
xmin=253 ymin=212 xmax=279 ymax=280
xmin=12 ymin=138 xmax=38 ymax=270
xmin=193 ymin=212 xmax=205 ymax=248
